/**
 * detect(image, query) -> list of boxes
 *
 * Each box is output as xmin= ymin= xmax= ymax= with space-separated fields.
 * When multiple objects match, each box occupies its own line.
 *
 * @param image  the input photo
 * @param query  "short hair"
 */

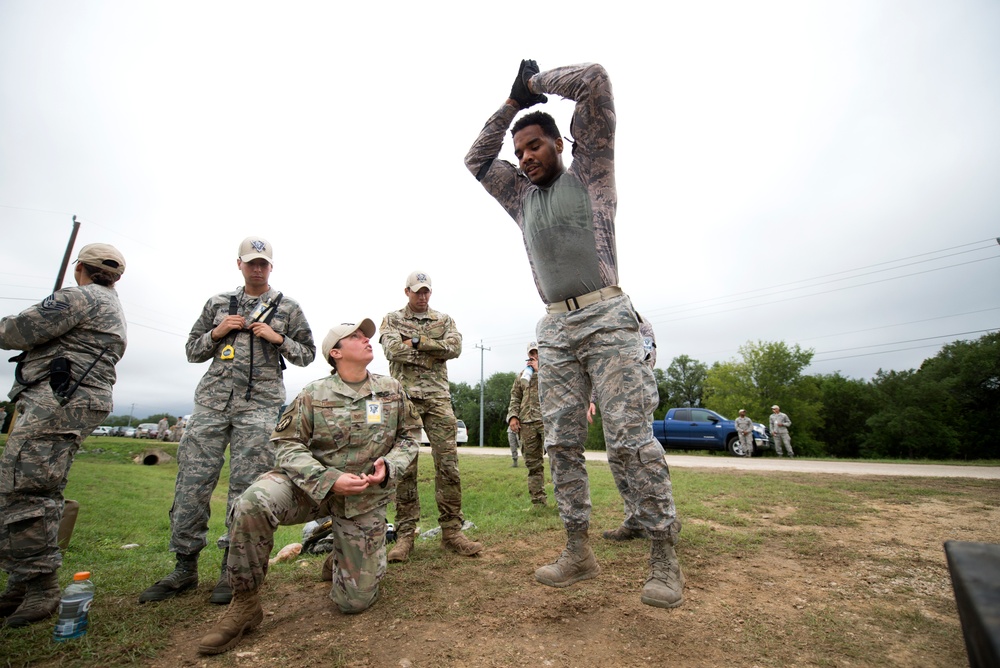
xmin=512 ymin=111 xmax=561 ymax=140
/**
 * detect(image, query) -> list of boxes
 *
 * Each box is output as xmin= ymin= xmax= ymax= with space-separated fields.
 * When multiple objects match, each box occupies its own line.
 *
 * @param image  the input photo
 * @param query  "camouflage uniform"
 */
xmin=379 ymin=305 xmax=463 ymax=536
xmin=507 ymin=367 xmax=546 ymax=504
xmin=226 ymin=372 xmax=419 ymax=611
xmin=734 ymin=415 xmax=754 ymax=454
xmin=157 ymin=417 xmax=169 ymax=441
xmin=0 ymin=283 xmax=126 ymax=579
xmin=590 ymin=315 xmax=658 ymax=533
xmin=769 ymin=410 xmax=794 ymax=457
xmin=507 ymin=426 xmax=519 ymax=464
xmin=465 ymin=63 xmax=678 ymax=539
xmin=168 ymin=286 xmax=315 ymax=556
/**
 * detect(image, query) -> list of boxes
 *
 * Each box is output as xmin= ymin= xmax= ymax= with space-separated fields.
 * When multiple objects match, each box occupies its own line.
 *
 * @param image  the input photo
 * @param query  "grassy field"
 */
xmin=0 ymin=436 xmax=997 ymax=666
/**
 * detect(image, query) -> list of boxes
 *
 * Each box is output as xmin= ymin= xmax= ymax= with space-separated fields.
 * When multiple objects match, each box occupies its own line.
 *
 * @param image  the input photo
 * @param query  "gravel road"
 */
xmin=441 ymin=446 xmax=1000 ymax=479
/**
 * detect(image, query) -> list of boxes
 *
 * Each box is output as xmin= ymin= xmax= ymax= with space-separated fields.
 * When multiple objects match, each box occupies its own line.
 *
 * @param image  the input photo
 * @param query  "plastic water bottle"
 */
xmin=520 ymin=365 xmax=534 ymax=384
xmin=53 ymin=572 xmax=94 ymax=641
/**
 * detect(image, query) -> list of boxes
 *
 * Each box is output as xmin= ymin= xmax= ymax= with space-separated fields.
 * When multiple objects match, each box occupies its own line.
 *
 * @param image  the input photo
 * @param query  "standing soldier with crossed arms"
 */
xmin=379 ymin=271 xmax=482 ymax=562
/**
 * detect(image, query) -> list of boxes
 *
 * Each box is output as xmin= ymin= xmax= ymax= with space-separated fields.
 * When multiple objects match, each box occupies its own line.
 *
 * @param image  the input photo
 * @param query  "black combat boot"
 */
xmin=138 ymin=553 xmax=199 ymax=603
xmin=210 ymin=547 xmax=233 ymax=605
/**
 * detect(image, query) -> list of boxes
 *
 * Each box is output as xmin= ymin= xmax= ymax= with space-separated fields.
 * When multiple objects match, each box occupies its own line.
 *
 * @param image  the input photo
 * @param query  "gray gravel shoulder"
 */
xmin=445 ymin=446 xmax=1000 ymax=479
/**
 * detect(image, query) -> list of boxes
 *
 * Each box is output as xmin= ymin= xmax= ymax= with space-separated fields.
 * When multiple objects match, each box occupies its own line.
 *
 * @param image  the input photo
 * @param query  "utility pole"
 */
xmin=475 ymin=340 xmax=490 ymax=447
xmin=127 ymin=403 xmax=135 ymax=427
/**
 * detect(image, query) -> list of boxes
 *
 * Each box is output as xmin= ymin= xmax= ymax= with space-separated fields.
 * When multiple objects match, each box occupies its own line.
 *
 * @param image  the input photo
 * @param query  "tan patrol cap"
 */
xmin=239 ymin=236 xmax=273 ymax=264
xmin=772 ymin=405 xmax=780 ymax=410
xmin=76 ymin=243 xmax=126 ymax=276
xmin=406 ymin=270 xmax=432 ymax=291
xmin=527 ymin=341 xmax=539 ymax=354
xmin=321 ymin=319 xmax=376 ymax=365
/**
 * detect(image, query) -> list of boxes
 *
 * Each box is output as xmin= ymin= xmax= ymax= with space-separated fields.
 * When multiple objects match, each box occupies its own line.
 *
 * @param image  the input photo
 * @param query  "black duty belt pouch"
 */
xmin=9 ymin=351 xmax=72 ymax=393
xmin=48 ymin=357 xmax=72 ymax=396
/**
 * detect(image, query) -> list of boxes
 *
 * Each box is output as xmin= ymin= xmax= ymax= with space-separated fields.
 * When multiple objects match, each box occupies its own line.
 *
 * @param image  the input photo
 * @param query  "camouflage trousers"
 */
xmin=508 ymin=429 xmax=519 ymax=460
xmin=773 ymin=432 xmax=794 ymax=456
xmin=537 ymin=294 xmax=677 ymax=539
xmin=393 ymin=396 xmax=463 ymax=537
xmin=0 ymin=387 xmax=108 ymax=578
xmin=519 ymin=421 xmax=547 ymax=504
xmin=737 ymin=431 xmax=755 ymax=454
xmin=167 ymin=401 xmax=277 ymax=556
xmin=227 ymin=471 xmax=386 ymax=613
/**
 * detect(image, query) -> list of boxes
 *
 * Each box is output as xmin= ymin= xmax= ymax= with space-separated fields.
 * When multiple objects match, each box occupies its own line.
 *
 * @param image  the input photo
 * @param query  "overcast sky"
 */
xmin=2 ymin=1 xmax=998 ymax=420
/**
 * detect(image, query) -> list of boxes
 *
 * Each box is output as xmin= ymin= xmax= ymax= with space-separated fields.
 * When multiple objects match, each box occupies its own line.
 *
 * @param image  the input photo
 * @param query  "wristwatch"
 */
xmin=411 ymin=336 xmax=420 ymax=349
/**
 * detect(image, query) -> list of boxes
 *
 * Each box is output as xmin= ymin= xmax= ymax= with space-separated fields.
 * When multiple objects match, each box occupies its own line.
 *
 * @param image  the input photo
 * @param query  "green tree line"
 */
xmin=449 ymin=332 xmax=999 ymax=461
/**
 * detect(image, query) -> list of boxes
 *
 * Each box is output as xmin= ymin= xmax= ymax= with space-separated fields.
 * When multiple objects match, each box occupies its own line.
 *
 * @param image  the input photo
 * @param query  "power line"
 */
xmin=645 ymin=237 xmax=999 ymax=317
xmin=646 ymin=254 xmax=999 ymax=325
xmin=813 ymin=328 xmax=998 ymax=356
xmin=799 ymin=306 xmax=1000 ymax=342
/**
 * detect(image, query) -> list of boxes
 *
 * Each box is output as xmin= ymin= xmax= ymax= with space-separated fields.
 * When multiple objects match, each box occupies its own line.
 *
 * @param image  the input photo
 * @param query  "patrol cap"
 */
xmin=527 ymin=341 xmax=539 ymax=355
xmin=772 ymin=405 xmax=780 ymax=410
xmin=406 ymin=270 xmax=432 ymax=292
xmin=739 ymin=409 xmax=746 ymax=414
xmin=321 ymin=318 xmax=377 ymax=365
xmin=76 ymin=243 xmax=126 ymax=276
xmin=239 ymin=236 xmax=273 ymax=264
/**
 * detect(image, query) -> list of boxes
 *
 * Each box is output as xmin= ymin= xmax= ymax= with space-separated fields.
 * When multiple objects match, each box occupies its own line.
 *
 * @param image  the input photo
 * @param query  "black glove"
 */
xmin=510 ymin=59 xmax=547 ymax=109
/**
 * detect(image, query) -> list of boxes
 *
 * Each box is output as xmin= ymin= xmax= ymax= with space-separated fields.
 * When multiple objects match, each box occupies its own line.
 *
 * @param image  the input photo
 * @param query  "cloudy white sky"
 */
xmin=2 ymin=1 xmax=998 ymax=419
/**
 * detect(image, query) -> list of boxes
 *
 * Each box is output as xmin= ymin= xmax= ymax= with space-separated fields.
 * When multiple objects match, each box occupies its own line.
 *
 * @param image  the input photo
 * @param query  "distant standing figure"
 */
xmin=0 ymin=243 xmax=127 ymax=628
xmin=734 ymin=410 xmax=754 ymax=456
xmin=507 ymin=426 xmax=520 ymax=467
xmin=139 ymin=236 xmax=316 ymax=606
xmin=507 ymin=342 xmax=547 ymax=506
xmin=769 ymin=405 xmax=794 ymax=457
xmin=157 ymin=416 xmax=170 ymax=441
xmin=0 ymin=407 xmax=6 ymax=434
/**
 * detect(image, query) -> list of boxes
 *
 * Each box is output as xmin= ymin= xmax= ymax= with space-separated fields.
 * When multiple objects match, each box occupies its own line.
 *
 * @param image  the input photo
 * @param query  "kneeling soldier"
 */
xmin=197 ymin=319 xmax=420 ymax=655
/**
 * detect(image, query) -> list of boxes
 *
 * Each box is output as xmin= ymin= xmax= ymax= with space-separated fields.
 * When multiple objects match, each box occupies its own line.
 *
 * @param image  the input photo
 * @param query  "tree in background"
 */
xmin=449 ymin=381 xmax=480 ymax=443
xmin=663 ymin=355 xmax=707 ymax=409
xmin=860 ymin=333 xmax=999 ymax=460
xmin=450 ymin=372 xmax=518 ymax=447
xmin=915 ymin=332 xmax=1000 ymax=460
xmin=814 ymin=373 xmax=875 ymax=458
xmin=705 ymin=340 xmax=823 ymax=453
xmin=862 ymin=368 xmax=960 ymax=459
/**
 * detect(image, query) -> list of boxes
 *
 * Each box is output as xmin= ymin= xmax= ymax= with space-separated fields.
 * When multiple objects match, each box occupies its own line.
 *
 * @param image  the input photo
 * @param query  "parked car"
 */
xmin=416 ymin=420 xmax=469 ymax=445
xmin=653 ymin=407 xmax=770 ymax=457
xmin=134 ymin=423 xmax=159 ymax=439
xmin=91 ymin=426 xmax=112 ymax=436
xmin=119 ymin=426 xmax=137 ymax=438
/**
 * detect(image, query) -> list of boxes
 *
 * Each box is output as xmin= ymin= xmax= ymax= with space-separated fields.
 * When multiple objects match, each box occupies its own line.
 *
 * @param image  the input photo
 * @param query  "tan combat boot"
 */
xmin=387 ymin=533 xmax=414 ymax=563
xmin=441 ymin=527 xmax=483 ymax=557
xmin=321 ymin=553 xmax=334 ymax=581
xmin=4 ymin=572 xmax=60 ymax=628
xmin=534 ymin=530 xmax=601 ymax=587
xmin=640 ymin=539 xmax=685 ymax=608
xmin=197 ymin=590 xmax=264 ymax=655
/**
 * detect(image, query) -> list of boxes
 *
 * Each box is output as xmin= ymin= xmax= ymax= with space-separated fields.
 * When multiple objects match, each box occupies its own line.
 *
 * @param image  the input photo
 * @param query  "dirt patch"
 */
xmin=144 ymin=475 xmax=997 ymax=668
